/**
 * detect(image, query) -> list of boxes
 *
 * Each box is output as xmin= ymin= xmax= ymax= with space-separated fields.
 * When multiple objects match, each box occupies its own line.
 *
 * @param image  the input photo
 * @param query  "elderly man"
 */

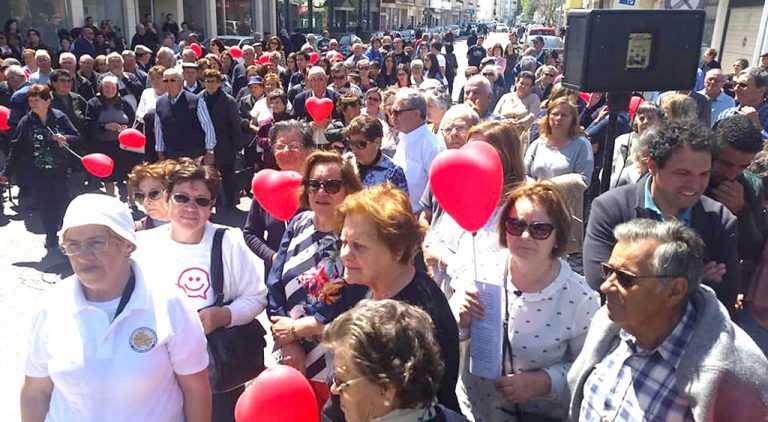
xmin=99 ymin=52 xmax=143 ymax=111
xmin=77 ymin=54 xmax=98 ymax=88
xmin=568 ymin=219 xmax=768 ymax=421
xmin=327 ymin=61 xmax=362 ymax=98
xmin=292 ymin=66 xmax=339 ymax=122
xmin=583 ymin=120 xmax=739 ymax=309
xmin=439 ymin=103 xmax=481 ymax=150
xmin=156 ymin=46 xmax=176 ymax=69
xmin=6 ymin=65 xmax=31 ymax=128
xmin=131 ymin=23 xmax=156 ymax=51
xmin=344 ymin=42 xmax=366 ymax=68
xmin=49 ymin=69 xmax=87 ymax=134
xmin=464 ymin=75 xmax=503 ymax=121
xmin=122 ymin=50 xmax=148 ymax=87
xmin=29 ymin=50 xmax=52 ymax=85
xmin=73 ymin=26 xmax=96 ymax=60
xmin=59 ymin=52 xmax=94 ymax=100
xmin=242 ymin=45 xmax=255 ymax=68
xmin=180 ymin=48 xmax=197 ymax=64
xmin=154 ymin=68 xmax=217 ymax=163
xmin=391 ymin=88 xmax=446 ymax=211
xmin=698 ymin=68 xmax=735 ymax=127
xmin=134 ymin=45 xmax=153 ymax=73
xmin=181 ymin=62 xmax=203 ymax=94
xmin=718 ymin=66 xmax=768 ymax=140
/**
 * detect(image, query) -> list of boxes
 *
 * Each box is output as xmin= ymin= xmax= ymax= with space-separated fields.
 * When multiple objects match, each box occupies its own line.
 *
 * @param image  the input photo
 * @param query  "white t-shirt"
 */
xmin=437 ymin=53 xmax=446 ymax=68
xmin=24 ymin=262 xmax=209 ymax=422
xmin=249 ymin=97 xmax=271 ymax=126
xmin=134 ymin=222 xmax=268 ymax=326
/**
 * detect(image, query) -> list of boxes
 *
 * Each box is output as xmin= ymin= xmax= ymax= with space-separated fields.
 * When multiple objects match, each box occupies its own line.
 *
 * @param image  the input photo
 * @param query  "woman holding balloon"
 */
xmin=84 ymin=75 xmax=136 ymax=198
xmin=1 ymin=84 xmax=79 ymax=247
xmin=266 ymin=150 xmax=367 ymax=406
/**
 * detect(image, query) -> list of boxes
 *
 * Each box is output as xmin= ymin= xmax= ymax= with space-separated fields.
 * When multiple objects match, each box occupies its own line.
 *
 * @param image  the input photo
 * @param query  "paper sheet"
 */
xmin=468 ymin=280 xmax=503 ymax=379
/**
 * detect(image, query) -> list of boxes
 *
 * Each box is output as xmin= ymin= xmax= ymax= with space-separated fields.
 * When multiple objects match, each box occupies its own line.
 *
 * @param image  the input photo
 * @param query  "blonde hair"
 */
xmin=539 ymin=97 xmax=581 ymax=139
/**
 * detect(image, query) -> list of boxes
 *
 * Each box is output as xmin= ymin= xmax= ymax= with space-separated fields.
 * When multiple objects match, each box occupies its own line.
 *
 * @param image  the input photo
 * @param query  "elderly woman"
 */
xmin=326 ymin=93 xmax=363 ymax=151
xmin=134 ymin=158 xmax=267 ymax=421
xmin=127 ymin=160 xmax=174 ymax=230
xmin=362 ymin=87 xmax=384 ymax=120
xmin=410 ymin=59 xmax=426 ymax=87
xmin=534 ymin=65 xmax=558 ymax=101
xmin=267 ymin=151 xmax=367 ymax=405
xmin=356 ymin=59 xmax=377 ymax=91
xmin=337 ymin=183 xmax=461 ymax=412
xmin=20 ymin=193 xmax=211 ymax=421
xmin=85 ymin=75 xmax=136 ymax=197
xmin=454 ymin=182 xmax=600 ymax=421
xmin=424 ymin=88 xmax=452 ymax=137
xmin=380 ymin=88 xmax=400 ymax=157
xmin=341 ymin=115 xmax=408 ymax=192
xmin=494 ymin=71 xmax=541 ymax=143
xmin=135 ymin=65 xmax=167 ymax=162
xmin=0 ymin=84 xmax=79 ymax=247
xmin=324 ymin=300 xmax=465 ymax=422
xmin=245 ymin=120 xmax=314 ymax=274
xmin=610 ymin=102 xmax=664 ymax=188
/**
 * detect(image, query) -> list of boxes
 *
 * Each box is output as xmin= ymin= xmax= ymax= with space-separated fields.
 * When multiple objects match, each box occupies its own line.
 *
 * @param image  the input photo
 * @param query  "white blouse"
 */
xmin=452 ymin=249 xmax=600 ymax=422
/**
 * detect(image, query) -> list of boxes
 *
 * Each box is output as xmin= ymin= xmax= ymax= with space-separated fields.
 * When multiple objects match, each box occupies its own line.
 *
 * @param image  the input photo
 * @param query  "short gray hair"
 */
xmin=268 ymin=120 xmax=314 ymax=150
xmin=121 ymin=50 xmax=136 ymax=58
xmin=423 ymin=88 xmax=452 ymax=112
xmin=441 ymin=103 xmax=481 ymax=128
xmin=520 ymin=56 xmax=538 ymax=72
xmin=59 ymin=52 xmax=76 ymax=64
xmin=739 ymin=66 xmax=768 ymax=89
xmin=466 ymin=75 xmax=492 ymax=96
xmin=106 ymin=52 xmax=123 ymax=64
xmin=4 ymin=65 xmax=25 ymax=80
xmin=157 ymin=46 xmax=176 ymax=61
xmin=613 ymin=219 xmax=704 ymax=295
xmin=395 ymin=88 xmax=428 ymax=120
xmin=35 ymin=49 xmax=50 ymax=60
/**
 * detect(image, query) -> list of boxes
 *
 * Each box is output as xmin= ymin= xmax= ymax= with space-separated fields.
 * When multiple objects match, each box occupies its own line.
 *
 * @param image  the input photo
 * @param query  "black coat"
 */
xmin=4 ymin=108 xmax=79 ymax=178
xmin=202 ymin=89 xmax=242 ymax=165
xmin=51 ymin=92 xmax=87 ymax=136
xmin=583 ymin=175 xmax=739 ymax=308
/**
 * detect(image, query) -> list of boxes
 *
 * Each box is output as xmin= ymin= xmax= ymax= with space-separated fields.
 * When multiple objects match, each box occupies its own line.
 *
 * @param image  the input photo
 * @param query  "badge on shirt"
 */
xmin=129 ymin=327 xmax=158 ymax=353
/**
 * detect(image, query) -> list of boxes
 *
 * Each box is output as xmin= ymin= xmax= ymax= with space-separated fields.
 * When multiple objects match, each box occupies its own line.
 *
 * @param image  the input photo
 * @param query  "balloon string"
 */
xmin=472 ymin=231 xmax=478 ymax=281
xmin=46 ymin=126 xmax=81 ymax=159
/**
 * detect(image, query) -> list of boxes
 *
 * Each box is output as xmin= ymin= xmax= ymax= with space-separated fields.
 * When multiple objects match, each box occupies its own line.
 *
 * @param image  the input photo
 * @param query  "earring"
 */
xmin=384 ymin=399 xmax=391 ymax=407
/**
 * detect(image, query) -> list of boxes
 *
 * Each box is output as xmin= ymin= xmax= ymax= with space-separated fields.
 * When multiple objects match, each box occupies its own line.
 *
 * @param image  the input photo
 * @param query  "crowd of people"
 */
xmin=6 ymin=15 xmax=768 ymax=422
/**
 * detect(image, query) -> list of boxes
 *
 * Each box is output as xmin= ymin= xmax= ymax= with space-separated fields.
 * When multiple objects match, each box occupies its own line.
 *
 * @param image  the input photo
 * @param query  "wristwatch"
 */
xmin=206 ymin=149 xmax=214 ymax=154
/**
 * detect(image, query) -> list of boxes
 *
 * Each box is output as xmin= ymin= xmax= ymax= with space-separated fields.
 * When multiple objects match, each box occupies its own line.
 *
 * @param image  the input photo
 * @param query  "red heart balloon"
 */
xmin=258 ymin=54 xmax=271 ymax=64
xmin=117 ymin=128 xmax=146 ymax=149
xmin=230 ymin=46 xmax=243 ymax=59
xmin=190 ymin=43 xmax=203 ymax=58
xmin=81 ymin=153 xmax=115 ymax=178
xmin=309 ymin=52 xmax=319 ymax=64
xmin=251 ymin=169 xmax=302 ymax=221
xmin=429 ymin=141 xmax=503 ymax=233
xmin=305 ymin=97 xmax=333 ymax=123
xmin=0 ymin=105 xmax=10 ymax=130
xmin=235 ymin=365 xmax=318 ymax=422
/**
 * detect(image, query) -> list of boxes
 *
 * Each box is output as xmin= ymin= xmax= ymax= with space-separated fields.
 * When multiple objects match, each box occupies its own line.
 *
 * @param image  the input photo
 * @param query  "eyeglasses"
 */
xmin=273 ymin=142 xmax=304 ymax=152
xmin=543 ymin=73 xmax=556 ymax=77
xmin=133 ymin=189 xmax=164 ymax=202
xmin=171 ymin=193 xmax=214 ymax=207
xmin=504 ymin=217 xmax=555 ymax=240
xmin=346 ymin=138 xmax=373 ymax=150
xmin=358 ymin=66 xmax=370 ymax=71
xmin=601 ymin=262 xmax=673 ymax=288
xmin=331 ymin=376 xmax=366 ymax=393
xmin=60 ymin=237 xmax=109 ymax=256
xmin=163 ymin=78 xmax=180 ymax=82
xmin=392 ymin=107 xmax=416 ymax=116
xmin=305 ymin=179 xmax=344 ymax=194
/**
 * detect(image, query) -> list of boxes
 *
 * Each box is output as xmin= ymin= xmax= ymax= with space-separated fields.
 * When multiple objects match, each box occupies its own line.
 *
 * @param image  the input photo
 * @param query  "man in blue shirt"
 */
xmin=718 ymin=66 xmax=768 ymax=141
xmin=466 ymin=36 xmax=486 ymax=68
xmin=698 ymin=68 xmax=735 ymax=127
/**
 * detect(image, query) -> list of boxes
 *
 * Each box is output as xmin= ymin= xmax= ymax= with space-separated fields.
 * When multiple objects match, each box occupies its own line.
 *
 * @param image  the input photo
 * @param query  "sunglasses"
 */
xmin=358 ymin=66 xmax=370 ymax=71
xmin=601 ymin=262 xmax=670 ymax=288
xmin=171 ymin=193 xmax=214 ymax=207
xmin=504 ymin=217 xmax=555 ymax=240
xmin=544 ymin=73 xmax=556 ymax=77
xmin=133 ymin=189 xmax=163 ymax=202
xmin=163 ymin=78 xmax=180 ymax=82
xmin=346 ymin=138 xmax=372 ymax=150
xmin=392 ymin=107 xmax=415 ymax=116
xmin=305 ymin=179 xmax=344 ymax=194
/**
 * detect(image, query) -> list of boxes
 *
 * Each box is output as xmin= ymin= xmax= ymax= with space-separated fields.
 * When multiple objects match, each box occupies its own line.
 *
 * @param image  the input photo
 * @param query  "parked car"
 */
xmin=524 ymin=25 xmax=556 ymax=42
xmin=496 ymin=23 xmax=509 ymax=32
xmin=541 ymin=35 xmax=564 ymax=52
xmin=202 ymin=35 xmax=254 ymax=49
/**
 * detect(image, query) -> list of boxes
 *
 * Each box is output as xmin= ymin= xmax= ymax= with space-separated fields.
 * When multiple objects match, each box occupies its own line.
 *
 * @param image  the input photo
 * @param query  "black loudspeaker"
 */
xmin=562 ymin=9 xmax=705 ymax=93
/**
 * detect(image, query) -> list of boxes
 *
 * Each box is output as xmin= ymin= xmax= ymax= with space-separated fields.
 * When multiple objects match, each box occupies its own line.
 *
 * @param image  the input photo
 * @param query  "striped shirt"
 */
xmin=580 ymin=303 xmax=697 ymax=422
xmin=266 ymin=211 xmax=367 ymax=382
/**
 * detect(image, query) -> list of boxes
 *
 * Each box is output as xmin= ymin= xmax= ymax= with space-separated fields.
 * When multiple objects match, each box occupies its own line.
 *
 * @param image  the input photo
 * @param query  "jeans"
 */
xmin=212 ymin=385 xmax=244 ymax=422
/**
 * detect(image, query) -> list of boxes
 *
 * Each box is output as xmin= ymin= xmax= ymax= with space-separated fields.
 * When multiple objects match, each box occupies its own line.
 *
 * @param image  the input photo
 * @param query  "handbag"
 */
xmin=206 ymin=227 xmax=267 ymax=394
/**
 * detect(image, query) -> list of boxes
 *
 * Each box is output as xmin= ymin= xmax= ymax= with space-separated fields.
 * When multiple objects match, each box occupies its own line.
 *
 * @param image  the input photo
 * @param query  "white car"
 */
xmin=496 ymin=23 xmax=510 ymax=32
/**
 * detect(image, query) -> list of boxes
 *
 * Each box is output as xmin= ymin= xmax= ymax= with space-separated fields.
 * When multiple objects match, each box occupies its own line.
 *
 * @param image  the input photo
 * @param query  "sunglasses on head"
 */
xmin=305 ymin=179 xmax=344 ymax=194
xmin=171 ymin=193 xmax=213 ymax=207
xmin=504 ymin=217 xmax=554 ymax=240
xmin=133 ymin=189 xmax=163 ymax=202
xmin=601 ymin=262 xmax=669 ymax=288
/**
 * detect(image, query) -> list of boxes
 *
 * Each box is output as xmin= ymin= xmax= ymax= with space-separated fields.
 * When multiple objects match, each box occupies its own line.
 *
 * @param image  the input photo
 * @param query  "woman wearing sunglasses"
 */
xmin=340 ymin=115 xmax=408 ymax=192
xmin=127 ymin=160 xmax=175 ymax=230
xmin=266 ymin=151 xmax=367 ymax=407
xmin=454 ymin=181 xmax=600 ymax=422
xmin=325 ymin=93 xmax=363 ymax=152
xmin=134 ymin=158 xmax=267 ymax=421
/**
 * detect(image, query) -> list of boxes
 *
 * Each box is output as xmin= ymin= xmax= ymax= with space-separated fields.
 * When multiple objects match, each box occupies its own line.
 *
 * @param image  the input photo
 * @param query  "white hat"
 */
xmin=60 ymin=193 xmax=136 ymax=245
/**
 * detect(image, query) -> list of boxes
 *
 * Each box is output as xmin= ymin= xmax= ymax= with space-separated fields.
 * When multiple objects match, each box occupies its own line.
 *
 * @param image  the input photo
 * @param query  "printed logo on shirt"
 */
xmin=177 ymin=267 xmax=211 ymax=300
xmin=129 ymin=327 xmax=157 ymax=353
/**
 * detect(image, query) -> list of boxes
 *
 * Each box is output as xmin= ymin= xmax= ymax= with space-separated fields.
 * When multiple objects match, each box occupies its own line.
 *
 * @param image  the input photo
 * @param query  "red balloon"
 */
xmin=429 ymin=141 xmax=503 ymax=233
xmin=305 ymin=97 xmax=334 ymax=123
xmin=629 ymin=95 xmax=645 ymax=121
xmin=579 ymin=92 xmax=591 ymax=104
xmin=117 ymin=128 xmax=146 ymax=149
xmin=235 ymin=365 xmax=318 ymax=422
xmin=0 ymin=105 xmax=10 ymax=130
xmin=309 ymin=51 xmax=319 ymax=64
xmin=230 ymin=46 xmax=243 ymax=59
xmin=251 ymin=169 xmax=302 ymax=221
xmin=258 ymin=54 xmax=271 ymax=64
xmin=333 ymin=52 xmax=343 ymax=62
xmin=190 ymin=43 xmax=203 ymax=58
xmin=81 ymin=153 xmax=115 ymax=178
